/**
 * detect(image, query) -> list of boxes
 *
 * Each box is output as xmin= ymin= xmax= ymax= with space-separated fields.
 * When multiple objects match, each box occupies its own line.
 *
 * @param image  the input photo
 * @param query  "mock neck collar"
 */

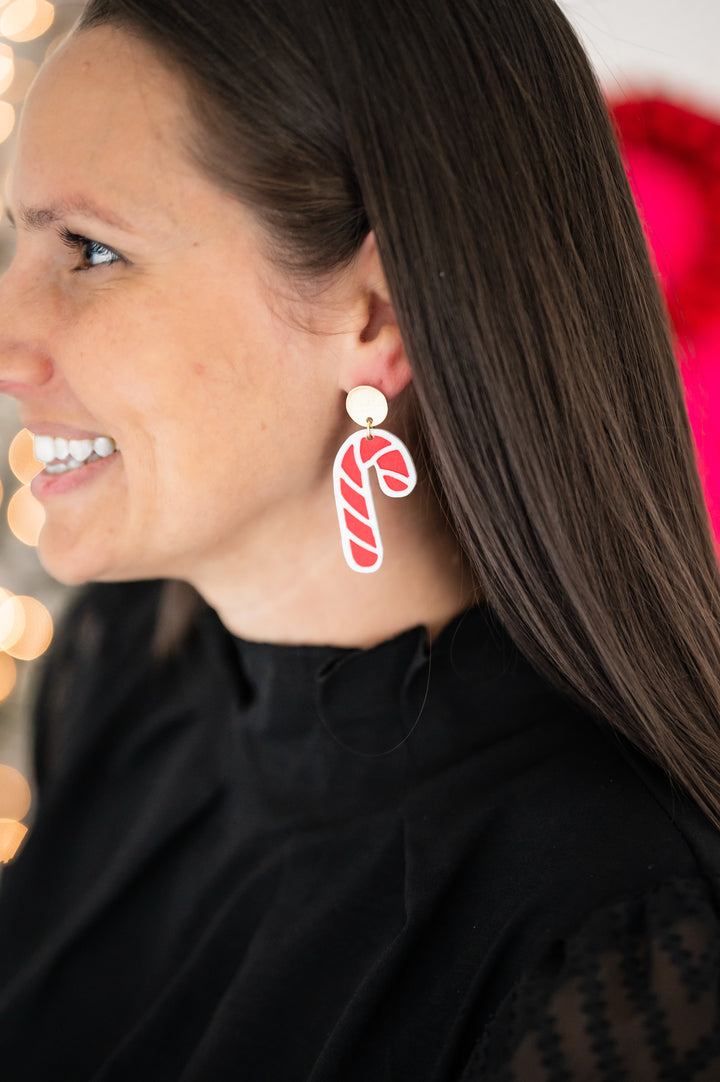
xmin=195 ymin=603 xmax=552 ymax=828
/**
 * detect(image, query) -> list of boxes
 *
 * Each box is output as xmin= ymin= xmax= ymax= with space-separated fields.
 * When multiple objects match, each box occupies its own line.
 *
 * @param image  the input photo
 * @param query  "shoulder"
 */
xmin=430 ymin=607 xmax=720 ymax=893
xmin=465 ymin=673 xmax=720 ymax=949
xmin=414 ymin=606 xmax=720 ymax=1029
xmin=434 ymin=613 xmax=720 ymax=1076
xmin=463 ymin=872 xmax=720 ymax=1080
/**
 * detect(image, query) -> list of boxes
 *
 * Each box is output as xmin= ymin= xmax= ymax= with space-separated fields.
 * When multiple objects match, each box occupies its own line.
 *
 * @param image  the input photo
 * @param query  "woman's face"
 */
xmin=0 ymin=27 xmax=350 ymax=587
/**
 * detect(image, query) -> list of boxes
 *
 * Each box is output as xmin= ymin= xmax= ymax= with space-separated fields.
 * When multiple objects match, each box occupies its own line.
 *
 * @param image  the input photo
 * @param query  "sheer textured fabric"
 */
xmin=470 ymin=878 xmax=720 ymax=1081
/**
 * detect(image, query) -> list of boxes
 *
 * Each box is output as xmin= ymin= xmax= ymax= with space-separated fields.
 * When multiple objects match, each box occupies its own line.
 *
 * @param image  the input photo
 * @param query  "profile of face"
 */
xmin=0 ymin=26 xmax=371 ymax=590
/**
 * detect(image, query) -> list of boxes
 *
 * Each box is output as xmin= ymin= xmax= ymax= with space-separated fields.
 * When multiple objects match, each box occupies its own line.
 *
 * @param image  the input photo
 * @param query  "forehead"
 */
xmin=11 ymin=25 xmax=199 ymax=222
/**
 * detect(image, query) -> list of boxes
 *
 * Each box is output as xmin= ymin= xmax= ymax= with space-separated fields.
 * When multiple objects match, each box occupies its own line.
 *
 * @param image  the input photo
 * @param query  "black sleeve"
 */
xmin=464 ymin=877 xmax=720 ymax=1081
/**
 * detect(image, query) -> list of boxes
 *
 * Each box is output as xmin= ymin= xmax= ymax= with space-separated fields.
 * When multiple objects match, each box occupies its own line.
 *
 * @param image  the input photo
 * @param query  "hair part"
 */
xmin=81 ymin=0 xmax=720 ymax=827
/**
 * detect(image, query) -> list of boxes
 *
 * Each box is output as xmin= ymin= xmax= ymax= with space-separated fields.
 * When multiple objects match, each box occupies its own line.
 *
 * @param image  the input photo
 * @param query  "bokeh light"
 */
xmin=9 ymin=428 xmax=42 ymax=483
xmin=4 ymin=595 xmax=52 ymax=660
xmin=0 ymin=100 xmax=15 ymax=145
xmin=0 ymin=0 xmax=55 ymax=44
xmin=0 ymin=652 xmax=16 ymax=703
xmin=7 ymin=483 xmax=44 ymax=546
xmin=2 ymin=55 xmax=36 ymax=103
xmin=0 ymin=818 xmax=27 ymax=863
xmin=0 ymin=592 xmax=26 ymax=651
xmin=0 ymin=0 xmax=33 ymax=40
xmin=0 ymin=41 xmax=14 ymax=94
xmin=0 ymin=762 xmax=31 ymax=820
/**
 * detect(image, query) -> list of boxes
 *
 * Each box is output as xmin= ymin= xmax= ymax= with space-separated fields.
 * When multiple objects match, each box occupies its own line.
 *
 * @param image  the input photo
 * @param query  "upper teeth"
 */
xmin=34 ymin=435 xmax=118 ymax=466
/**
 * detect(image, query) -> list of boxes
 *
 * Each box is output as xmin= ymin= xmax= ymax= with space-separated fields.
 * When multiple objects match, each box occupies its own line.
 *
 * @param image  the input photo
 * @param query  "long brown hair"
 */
xmin=80 ymin=0 xmax=720 ymax=827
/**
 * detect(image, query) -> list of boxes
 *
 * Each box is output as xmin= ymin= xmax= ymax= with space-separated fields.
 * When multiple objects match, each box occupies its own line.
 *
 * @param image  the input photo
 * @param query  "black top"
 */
xmin=0 ymin=581 xmax=719 ymax=1080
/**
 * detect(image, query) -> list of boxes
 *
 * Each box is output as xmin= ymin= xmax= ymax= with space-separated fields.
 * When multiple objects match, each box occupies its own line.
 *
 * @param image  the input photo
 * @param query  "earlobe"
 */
xmin=350 ymin=320 xmax=412 ymax=401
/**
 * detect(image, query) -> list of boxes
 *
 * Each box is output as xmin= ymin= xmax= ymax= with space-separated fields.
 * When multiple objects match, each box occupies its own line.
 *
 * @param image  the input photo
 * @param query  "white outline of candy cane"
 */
xmin=332 ymin=428 xmax=417 ymax=573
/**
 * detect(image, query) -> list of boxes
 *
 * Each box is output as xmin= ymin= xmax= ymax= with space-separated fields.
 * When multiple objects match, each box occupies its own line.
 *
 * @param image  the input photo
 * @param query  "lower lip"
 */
xmin=30 ymin=452 xmax=121 ymax=499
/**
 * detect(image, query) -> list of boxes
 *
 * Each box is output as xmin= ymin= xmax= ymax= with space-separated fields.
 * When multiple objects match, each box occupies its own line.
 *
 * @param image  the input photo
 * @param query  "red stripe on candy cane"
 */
xmin=341 ymin=444 xmax=363 ymax=486
xmin=343 ymin=508 xmax=377 ymax=548
xmin=350 ymin=541 xmax=378 ymax=569
xmin=340 ymin=478 xmax=369 ymax=519
xmin=374 ymin=448 xmax=408 ymax=475
xmin=359 ymin=434 xmax=391 ymax=464
xmin=333 ymin=428 xmax=417 ymax=573
xmin=381 ymin=475 xmax=408 ymax=493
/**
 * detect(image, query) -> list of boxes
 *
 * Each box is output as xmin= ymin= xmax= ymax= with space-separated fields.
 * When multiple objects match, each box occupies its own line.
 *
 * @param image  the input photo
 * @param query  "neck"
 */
xmin=189 ymin=478 xmax=479 ymax=649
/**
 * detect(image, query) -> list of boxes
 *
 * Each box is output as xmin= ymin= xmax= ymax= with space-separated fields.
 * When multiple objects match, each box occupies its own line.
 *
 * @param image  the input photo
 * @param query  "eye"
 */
xmin=81 ymin=240 xmax=119 ymax=268
xmin=59 ymin=227 xmax=125 ymax=271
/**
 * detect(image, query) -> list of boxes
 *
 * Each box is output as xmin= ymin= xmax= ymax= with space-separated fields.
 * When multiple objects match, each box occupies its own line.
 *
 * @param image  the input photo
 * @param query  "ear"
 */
xmin=338 ymin=232 xmax=413 ymax=401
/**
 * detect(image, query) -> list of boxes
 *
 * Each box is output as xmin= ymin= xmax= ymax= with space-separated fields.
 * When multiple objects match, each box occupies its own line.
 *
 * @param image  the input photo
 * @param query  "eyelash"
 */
xmin=59 ymin=227 xmax=125 ymax=272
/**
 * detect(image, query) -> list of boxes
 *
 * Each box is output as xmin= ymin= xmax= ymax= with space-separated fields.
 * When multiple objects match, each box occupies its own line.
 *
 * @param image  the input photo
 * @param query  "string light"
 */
xmin=0 ymin=100 xmax=14 ymax=144
xmin=0 ymin=652 xmax=16 ymax=703
xmin=0 ymin=591 xmax=25 ymax=651
xmin=0 ymin=762 xmax=31 ymax=820
xmin=0 ymin=0 xmax=36 ymax=39
xmin=2 ymin=55 xmax=36 ymax=103
xmin=0 ymin=0 xmax=55 ymax=44
xmin=7 ymin=483 xmax=45 ymax=546
xmin=0 ymin=762 xmax=31 ymax=864
xmin=0 ymin=818 xmax=27 ymax=863
xmin=3 ymin=595 xmax=52 ymax=660
xmin=0 ymin=41 xmax=13 ymax=94
xmin=9 ymin=428 xmax=41 ymax=483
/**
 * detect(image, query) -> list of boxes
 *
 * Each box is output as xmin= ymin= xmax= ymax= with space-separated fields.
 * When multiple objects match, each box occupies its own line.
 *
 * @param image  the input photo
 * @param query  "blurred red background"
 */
xmin=610 ymin=96 xmax=720 ymax=541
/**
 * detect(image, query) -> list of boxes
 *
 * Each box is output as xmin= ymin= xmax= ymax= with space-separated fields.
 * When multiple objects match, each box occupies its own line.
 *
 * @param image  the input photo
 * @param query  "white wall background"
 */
xmin=562 ymin=0 xmax=720 ymax=108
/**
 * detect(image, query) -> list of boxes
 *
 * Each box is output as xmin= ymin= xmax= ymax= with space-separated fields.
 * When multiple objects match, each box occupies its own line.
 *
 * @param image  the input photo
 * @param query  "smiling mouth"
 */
xmin=34 ymin=435 xmax=119 ymax=474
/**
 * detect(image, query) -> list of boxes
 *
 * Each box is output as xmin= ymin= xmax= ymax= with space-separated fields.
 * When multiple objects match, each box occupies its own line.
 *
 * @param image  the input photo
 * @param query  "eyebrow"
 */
xmin=7 ymin=198 xmax=139 ymax=234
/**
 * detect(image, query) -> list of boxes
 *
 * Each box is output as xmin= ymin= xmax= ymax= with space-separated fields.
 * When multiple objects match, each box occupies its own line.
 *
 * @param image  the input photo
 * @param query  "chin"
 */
xmin=36 ymin=532 xmax=130 ymax=587
xmin=35 ymin=516 xmax=190 ymax=587
xmin=36 ymin=546 xmax=100 ymax=587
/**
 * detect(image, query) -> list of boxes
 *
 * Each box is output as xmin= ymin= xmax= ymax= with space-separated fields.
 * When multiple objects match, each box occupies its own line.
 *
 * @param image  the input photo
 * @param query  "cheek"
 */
xmin=62 ymin=283 xmax=339 ymax=499
xmin=153 ymin=408 xmax=333 ymax=530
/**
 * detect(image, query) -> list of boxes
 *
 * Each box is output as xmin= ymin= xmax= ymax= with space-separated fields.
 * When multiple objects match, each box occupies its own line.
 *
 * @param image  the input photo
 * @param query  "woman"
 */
xmin=0 ymin=0 xmax=719 ymax=1077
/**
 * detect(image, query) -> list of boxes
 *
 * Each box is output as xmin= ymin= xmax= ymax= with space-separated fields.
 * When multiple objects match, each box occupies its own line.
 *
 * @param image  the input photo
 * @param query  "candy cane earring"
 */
xmin=333 ymin=386 xmax=417 ymax=572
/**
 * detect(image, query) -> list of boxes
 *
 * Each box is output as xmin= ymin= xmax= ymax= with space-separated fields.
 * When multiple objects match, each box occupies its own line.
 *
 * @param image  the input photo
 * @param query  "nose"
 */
xmin=0 ymin=262 xmax=54 ymax=395
xmin=0 ymin=343 xmax=54 ymax=395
